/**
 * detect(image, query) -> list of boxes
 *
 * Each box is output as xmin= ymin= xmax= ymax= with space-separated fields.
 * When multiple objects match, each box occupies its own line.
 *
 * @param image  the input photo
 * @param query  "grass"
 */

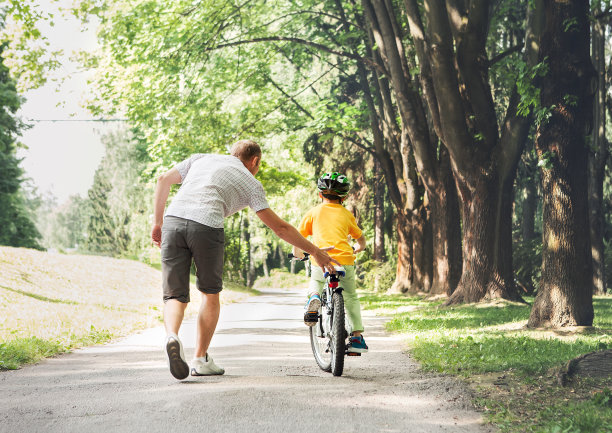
xmin=363 ymin=292 xmax=612 ymax=433
xmin=0 ymin=246 xmax=254 ymax=370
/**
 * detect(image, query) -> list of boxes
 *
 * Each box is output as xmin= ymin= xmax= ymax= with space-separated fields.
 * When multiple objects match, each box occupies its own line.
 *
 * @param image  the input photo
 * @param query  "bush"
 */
xmin=358 ymin=259 xmax=396 ymax=292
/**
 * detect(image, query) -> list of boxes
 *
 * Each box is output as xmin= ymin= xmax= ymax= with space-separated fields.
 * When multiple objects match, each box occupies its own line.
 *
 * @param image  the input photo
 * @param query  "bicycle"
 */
xmin=289 ymin=253 xmax=358 ymax=377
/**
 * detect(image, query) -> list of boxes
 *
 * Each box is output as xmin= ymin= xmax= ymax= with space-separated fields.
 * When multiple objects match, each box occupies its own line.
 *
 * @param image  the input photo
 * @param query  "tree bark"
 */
xmin=429 ymin=148 xmax=462 ymax=296
xmin=588 ymin=13 xmax=608 ymax=296
xmin=521 ymin=176 xmax=538 ymax=241
xmin=390 ymin=210 xmax=412 ymax=293
xmin=373 ymin=157 xmax=386 ymax=262
xmin=528 ymin=0 xmax=595 ymax=327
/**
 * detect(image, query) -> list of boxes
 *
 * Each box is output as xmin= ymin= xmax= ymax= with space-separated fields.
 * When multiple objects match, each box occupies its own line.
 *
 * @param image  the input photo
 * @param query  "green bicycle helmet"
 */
xmin=317 ymin=172 xmax=351 ymax=197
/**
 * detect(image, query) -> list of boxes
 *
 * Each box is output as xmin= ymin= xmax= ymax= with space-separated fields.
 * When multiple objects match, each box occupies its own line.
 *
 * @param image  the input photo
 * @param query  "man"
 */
xmin=151 ymin=139 xmax=338 ymax=380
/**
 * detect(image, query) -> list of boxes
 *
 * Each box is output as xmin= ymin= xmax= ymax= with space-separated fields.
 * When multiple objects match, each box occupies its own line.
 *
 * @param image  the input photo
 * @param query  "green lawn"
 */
xmin=361 ymin=292 xmax=612 ymax=433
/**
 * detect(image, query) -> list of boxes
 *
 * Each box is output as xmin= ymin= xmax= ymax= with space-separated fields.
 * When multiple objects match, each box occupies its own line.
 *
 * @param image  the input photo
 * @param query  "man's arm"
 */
xmin=256 ymin=208 xmax=338 ymax=273
xmin=151 ymin=167 xmax=182 ymax=247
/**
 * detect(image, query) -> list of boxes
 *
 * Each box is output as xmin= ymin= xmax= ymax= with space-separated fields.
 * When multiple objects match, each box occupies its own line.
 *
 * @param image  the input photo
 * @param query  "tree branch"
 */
xmin=488 ymin=44 xmax=522 ymax=66
xmin=266 ymin=75 xmax=314 ymax=119
xmin=205 ymin=36 xmax=386 ymax=74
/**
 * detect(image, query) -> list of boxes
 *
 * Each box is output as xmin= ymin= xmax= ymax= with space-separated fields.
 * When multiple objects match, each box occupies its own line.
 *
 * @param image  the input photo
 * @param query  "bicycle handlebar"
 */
xmin=288 ymin=253 xmax=310 ymax=262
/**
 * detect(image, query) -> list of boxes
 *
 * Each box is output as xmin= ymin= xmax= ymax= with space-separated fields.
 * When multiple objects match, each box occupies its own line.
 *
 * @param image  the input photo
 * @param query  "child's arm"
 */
xmin=353 ymin=234 xmax=366 ymax=253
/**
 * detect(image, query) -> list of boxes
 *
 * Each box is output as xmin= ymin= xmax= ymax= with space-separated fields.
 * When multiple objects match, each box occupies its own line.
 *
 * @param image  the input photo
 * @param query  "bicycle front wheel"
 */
xmin=330 ymin=292 xmax=346 ymax=376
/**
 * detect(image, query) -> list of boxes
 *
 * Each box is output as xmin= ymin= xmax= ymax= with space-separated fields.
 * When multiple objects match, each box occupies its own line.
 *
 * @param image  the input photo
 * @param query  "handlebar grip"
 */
xmin=288 ymin=253 xmax=310 ymax=262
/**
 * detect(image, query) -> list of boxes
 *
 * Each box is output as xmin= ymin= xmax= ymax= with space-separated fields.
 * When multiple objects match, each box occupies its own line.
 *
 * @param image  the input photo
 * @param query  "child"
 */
xmin=293 ymin=172 xmax=368 ymax=353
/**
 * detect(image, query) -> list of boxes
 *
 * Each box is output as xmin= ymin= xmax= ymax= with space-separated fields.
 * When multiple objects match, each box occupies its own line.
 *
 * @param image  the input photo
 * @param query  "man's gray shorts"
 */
xmin=161 ymin=216 xmax=224 ymax=303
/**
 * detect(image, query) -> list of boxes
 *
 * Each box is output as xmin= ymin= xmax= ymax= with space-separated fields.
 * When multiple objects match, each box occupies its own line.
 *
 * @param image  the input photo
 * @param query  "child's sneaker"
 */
xmin=191 ymin=353 xmax=225 ymax=376
xmin=347 ymin=335 xmax=368 ymax=353
xmin=304 ymin=293 xmax=321 ymax=326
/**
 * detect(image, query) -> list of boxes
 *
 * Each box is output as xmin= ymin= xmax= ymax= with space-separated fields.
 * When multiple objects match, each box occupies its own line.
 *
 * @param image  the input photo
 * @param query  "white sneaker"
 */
xmin=191 ymin=354 xmax=225 ymax=376
xmin=165 ymin=332 xmax=189 ymax=380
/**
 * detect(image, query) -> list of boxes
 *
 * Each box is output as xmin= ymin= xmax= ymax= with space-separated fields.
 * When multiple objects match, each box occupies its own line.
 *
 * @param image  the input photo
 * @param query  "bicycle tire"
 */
xmin=330 ymin=292 xmax=346 ymax=376
xmin=310 ymin=306 xmax=332 ymax=372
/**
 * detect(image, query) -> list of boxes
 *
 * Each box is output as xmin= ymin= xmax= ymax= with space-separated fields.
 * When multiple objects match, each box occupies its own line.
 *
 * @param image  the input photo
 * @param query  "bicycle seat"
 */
xmin=324 ymin=266 xmax=346 ymax=278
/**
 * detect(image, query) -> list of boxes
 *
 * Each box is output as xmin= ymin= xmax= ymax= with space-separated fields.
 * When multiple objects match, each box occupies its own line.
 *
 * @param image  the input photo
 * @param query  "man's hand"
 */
xmin=312 ymin=246 xmax=340 ymax=274
xmin=151 ymin=224 xmax=162 ymax=248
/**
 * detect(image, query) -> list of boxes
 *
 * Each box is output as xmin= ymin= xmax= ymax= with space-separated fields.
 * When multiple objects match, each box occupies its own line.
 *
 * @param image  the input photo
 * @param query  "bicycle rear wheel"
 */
xmin=310 ymin=306 xmax=331 ymax=372
xmin=330 ymin=292 xmax=346 ymax=376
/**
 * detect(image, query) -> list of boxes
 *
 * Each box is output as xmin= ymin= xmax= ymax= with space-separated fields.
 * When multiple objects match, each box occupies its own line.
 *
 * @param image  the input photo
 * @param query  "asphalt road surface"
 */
xmin=0 ymin=288 xmax=495 ymax=433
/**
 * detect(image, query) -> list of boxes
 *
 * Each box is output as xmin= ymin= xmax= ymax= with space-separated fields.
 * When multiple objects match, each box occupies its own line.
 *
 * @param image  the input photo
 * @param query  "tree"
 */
xmin=588 ymin=3 xmax=610 ymax=296
xmin=84 ymin=128 xmax=152 ymax=257
xmin=361 ymin=0 xmax=544 ymax=303
xmin=0 ymin=38 xmax=42 ymax=250
xmin=528 ymin=0 xmax=595 ymax=328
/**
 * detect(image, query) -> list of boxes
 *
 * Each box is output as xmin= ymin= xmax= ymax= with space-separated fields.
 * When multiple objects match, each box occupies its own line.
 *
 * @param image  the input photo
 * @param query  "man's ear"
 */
xmin=252 ymin=156 xmax=261 ymax=169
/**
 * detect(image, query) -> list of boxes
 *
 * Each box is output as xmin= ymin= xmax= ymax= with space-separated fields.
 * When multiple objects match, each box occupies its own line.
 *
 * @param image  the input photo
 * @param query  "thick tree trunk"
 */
xmin=446 ymin=169 xmax=523 ymax=305
xmin=528 ymin=0 xmax=594 ymax=327
xmin=429 ymin=150 xmax=462 ymax=296
xmin=589 ymin=15 xmax=608 ymax=296
xmin=390 ymin=210 xmax=412 ymax=293
xmin=410 ymin=207 xmax=432 ymax=293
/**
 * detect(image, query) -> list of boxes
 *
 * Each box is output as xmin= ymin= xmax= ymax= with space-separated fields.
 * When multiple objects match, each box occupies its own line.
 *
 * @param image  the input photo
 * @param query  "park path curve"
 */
xmin=0 ymin=287 xmax=495 ymax=433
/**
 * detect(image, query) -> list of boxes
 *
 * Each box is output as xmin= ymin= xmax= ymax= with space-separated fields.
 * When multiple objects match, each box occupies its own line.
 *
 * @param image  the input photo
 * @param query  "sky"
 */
xmin=16 ymin=1 xmax=115 ymax=205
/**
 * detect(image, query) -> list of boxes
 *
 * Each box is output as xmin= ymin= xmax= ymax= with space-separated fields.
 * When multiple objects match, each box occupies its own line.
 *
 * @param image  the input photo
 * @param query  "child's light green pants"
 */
xmin=308 ymin=265 xmax=364 ymax=333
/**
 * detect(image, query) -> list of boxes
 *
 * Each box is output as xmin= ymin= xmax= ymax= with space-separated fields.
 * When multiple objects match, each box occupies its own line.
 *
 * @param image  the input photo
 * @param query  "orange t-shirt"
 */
xmin=298 ymin=203 xmax=363 ymax=266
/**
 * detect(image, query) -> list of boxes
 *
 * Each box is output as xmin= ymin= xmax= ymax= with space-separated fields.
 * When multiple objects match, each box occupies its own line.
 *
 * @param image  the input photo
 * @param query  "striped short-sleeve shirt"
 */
xmin=165 ymin=154 xmax=269 ymax=228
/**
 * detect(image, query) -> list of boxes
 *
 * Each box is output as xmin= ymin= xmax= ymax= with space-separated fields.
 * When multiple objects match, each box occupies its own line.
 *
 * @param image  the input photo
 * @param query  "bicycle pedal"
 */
xmin=303 ymin=311 xmax=318 ymax=323
xmin=347 ymin=352 xmax=361 ymax=356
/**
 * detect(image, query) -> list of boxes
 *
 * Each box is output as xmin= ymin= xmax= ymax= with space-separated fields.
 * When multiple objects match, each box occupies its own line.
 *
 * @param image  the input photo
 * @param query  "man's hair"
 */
xmin=230 ymin=139 xmax=261 ymax=162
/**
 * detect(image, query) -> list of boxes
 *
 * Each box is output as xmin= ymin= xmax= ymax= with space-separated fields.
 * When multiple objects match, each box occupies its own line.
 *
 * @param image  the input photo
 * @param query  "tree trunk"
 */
xmin=589 ymin=14 xmax=608 ymax=296
xmin=521 ymin=178 xmax=538 ymax=241
xmin=528 ymin=0 xmax=594 ymax=327
xmin=262 ymin=254 xmax=269 ymax=278
xmin=410 ymin=206 xmax=432 ymax=293
xmin=278 ymin=244 xmax=287 ymax=270
xmin=446 ymin=170 xmax=522 ymax=304
xmin=373 ymin=158 xmax=386 ymax=262
xmin=429 ymin=148 xmax=462 ymax=296
xmin=390 ymin=210 xmax=412 ymax=293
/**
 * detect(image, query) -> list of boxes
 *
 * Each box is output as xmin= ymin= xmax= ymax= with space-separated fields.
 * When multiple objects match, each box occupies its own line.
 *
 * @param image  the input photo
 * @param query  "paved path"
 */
xmin=0 ymin=288 xmax=494 ymax=433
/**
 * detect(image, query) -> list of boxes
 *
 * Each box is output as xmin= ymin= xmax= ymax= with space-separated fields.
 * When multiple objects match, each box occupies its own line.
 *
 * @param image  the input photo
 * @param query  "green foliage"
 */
xmin=0 ymin=337 xmax=63 ymax=370
xmin=516 ymin=60 xmax=550 ymax=119
xmin=0 ymin=1 xmax=61 ymax=90
xmin=253 ymin=269 xmax=309 ymax=290
xmin=592 ymin=388 xmax=612 ymax=408
xmin=84 ymin=128 xmax=152 ymax=257
xmin=0 ymin=326 xmax=114 ymax=370
xmin=0 ymin=41 xmax=42 ymax=250
xmin=358 ymin=259 xmax=396 ymax=292
xmin=411 ymin=334 xmax=607 ymax=376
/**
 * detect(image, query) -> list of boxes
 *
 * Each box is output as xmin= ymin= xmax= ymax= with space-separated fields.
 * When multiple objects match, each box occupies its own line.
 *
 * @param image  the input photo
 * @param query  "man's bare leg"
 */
xmin=164 ymin=299 xmax=188 ymax=335
xmin=163 ymin=299 xmax=190 ymax=379
xmin=194 ymin=292 xmax=220 ymax=358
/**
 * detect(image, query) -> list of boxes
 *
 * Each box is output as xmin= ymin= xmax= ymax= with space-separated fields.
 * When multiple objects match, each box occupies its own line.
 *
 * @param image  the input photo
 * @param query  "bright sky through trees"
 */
xmin=15 ymin=0 xmax=111 ymax=204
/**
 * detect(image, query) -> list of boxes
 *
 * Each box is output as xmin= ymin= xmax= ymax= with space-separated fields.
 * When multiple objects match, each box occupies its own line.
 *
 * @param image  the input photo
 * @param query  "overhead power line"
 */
xmin=26 ymin=118 xmax=129 ymax=123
